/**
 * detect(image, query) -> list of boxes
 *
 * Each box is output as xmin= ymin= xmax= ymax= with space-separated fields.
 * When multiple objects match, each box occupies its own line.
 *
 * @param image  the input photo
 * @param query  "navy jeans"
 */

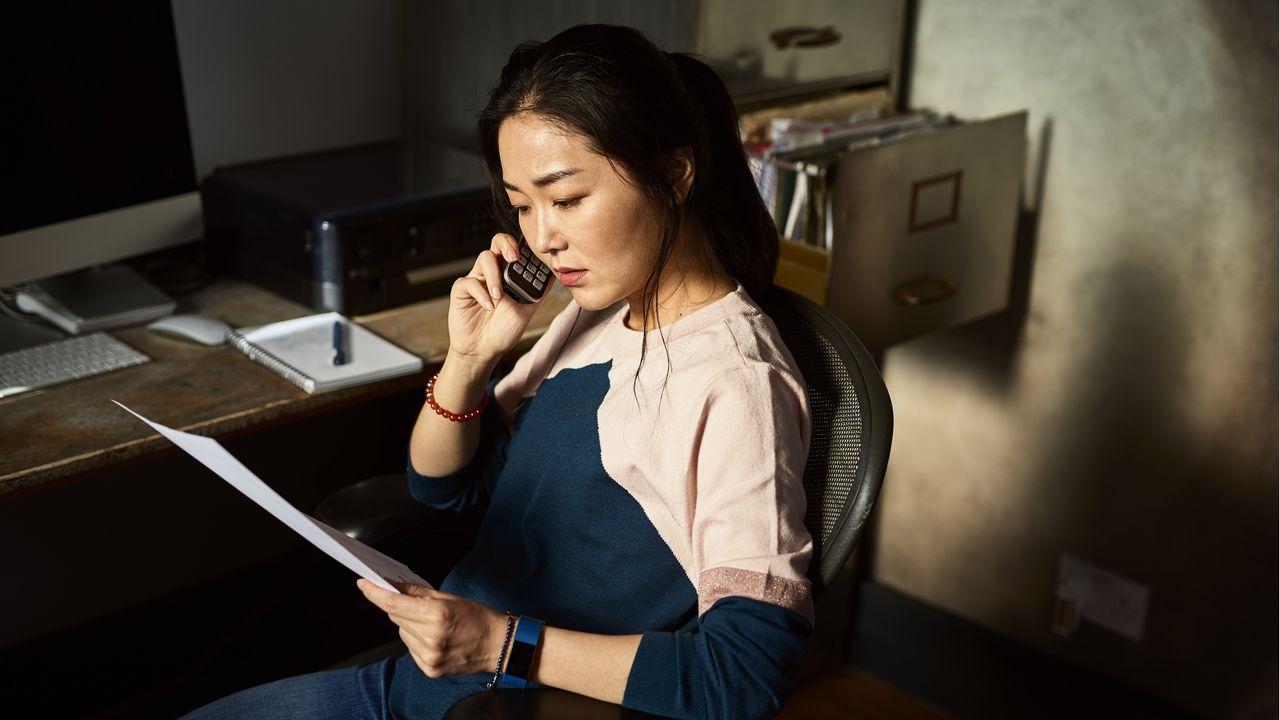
xmin=178 ymin=659 xmax=397 ymax=720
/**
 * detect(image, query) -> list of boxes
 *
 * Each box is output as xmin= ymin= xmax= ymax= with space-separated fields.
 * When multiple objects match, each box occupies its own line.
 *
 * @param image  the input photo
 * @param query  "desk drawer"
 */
xmin=822 ymin=111 xmax=1026 ymax=351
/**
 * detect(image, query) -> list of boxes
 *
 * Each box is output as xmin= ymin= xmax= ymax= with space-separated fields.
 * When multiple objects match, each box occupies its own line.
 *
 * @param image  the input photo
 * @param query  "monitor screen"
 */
xmin=0 ymin=1 xmax=199 ymax=286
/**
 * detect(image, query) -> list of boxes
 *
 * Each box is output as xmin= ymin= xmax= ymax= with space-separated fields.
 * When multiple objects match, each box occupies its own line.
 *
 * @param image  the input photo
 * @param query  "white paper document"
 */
xmin=114 ymin=401 xmax=430 ymax=593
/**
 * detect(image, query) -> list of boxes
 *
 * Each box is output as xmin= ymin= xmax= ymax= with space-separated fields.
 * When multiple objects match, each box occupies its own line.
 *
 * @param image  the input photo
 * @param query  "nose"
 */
xmin=525 ymin=211 xmax=562 ymax=255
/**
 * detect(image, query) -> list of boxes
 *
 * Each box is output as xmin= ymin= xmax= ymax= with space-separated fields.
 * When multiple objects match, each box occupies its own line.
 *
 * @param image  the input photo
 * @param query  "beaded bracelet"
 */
xmin=486 ymin=612 xmax=516 ymax=689
xmin=425 ymin=373 xmax=490 ymax=422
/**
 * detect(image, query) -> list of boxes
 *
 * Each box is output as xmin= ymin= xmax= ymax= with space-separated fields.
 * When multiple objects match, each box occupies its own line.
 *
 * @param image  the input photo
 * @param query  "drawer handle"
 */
xmin=769 ymin=26 xmax=841 ymax=49
xmin=893 ymin=276 xmax=959 ymax=306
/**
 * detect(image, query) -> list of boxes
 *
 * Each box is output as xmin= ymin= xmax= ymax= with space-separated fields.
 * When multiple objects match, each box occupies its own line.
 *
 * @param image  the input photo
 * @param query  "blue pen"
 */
xmin=331 ymin=320 xmax=347 ymax=366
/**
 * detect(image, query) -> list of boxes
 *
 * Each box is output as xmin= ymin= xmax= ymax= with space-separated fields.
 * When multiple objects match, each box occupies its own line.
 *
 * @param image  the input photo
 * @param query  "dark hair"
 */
xmin=477 ymin=24 xmax=779 ymax=334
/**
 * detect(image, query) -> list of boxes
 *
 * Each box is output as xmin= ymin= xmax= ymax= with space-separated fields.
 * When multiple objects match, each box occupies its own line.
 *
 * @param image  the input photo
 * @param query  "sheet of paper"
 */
xmin=114 ymin=401 xmax=430 ymax=593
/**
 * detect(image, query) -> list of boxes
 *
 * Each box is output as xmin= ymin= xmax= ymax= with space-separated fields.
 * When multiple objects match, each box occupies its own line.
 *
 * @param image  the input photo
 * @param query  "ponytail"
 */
xmin=478 ymin=25 xmax=779 ymax=385
xmin=666 ymin=52 xmax=779 ymax=295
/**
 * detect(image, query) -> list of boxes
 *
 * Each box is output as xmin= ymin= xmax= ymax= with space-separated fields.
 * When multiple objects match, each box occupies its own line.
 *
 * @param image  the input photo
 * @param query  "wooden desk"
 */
xmin=0 ymin=277 xmax=570 ymax=497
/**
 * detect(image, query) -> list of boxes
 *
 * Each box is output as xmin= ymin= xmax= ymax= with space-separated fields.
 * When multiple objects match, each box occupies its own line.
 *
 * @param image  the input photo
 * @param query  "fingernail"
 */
xmin=491 ymin=286 xmax=501 ymax=300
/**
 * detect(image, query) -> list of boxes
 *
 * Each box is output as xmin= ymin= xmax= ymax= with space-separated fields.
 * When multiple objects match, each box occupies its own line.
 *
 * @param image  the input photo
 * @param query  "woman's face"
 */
xmin=498 ymin=112 xmax=664 ymax=314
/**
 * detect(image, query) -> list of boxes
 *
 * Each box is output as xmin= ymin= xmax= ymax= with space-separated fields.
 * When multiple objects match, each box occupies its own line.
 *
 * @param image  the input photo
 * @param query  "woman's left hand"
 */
xmin=357 ymin=579 xmax=507 ymax=679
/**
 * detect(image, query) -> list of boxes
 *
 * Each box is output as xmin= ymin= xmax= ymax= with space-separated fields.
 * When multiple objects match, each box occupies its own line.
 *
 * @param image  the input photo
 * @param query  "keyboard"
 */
xmin=0 ymin=332 xmax=151 ymax=398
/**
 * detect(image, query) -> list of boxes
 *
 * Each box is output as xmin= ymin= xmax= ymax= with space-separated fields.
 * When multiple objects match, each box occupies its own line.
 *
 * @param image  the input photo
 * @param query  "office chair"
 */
xmin=316 ymin=284 xmax=894 ymax=718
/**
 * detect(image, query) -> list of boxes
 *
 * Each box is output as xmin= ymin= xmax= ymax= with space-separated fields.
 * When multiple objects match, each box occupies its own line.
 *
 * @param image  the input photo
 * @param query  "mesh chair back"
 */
xmin=756 ymin=286 xmax=893 ymax=594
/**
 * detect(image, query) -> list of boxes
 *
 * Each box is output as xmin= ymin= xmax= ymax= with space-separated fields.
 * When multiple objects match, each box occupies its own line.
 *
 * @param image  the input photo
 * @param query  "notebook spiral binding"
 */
xmin=225 ymin=329 xmax=317 ymax=393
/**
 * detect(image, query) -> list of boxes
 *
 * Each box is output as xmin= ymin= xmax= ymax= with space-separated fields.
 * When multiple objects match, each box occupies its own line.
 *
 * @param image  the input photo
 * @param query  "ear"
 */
xmin=666 ymin=146 xmax=696 ymax=203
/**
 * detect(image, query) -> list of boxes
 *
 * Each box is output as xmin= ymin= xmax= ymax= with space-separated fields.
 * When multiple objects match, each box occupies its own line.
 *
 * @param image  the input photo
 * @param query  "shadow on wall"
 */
xmin=877 ymin=110 xmax=1277 ymax=715
xmin=874 ymin=1 xmax=1277 ymax=715
xmin=1030 ymin=250 xmax=1278 ymax=717
xmin=1202 ymin=0 xmax=1279 ymax=148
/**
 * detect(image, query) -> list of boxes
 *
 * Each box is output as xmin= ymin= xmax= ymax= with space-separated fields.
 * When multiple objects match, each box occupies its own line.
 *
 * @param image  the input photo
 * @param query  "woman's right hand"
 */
xmin=446 ymin=232 xmax=541 ymax=365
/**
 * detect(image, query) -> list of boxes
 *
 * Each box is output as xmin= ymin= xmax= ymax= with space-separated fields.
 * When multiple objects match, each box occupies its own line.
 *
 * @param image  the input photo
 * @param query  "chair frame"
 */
xmin=754 ymin=285 xmax=894 ymax=592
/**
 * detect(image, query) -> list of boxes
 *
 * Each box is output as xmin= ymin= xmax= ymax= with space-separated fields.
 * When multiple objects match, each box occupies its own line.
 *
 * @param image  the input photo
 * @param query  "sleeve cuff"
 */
xmin=621 ymin=596 xmax=811 ymax=719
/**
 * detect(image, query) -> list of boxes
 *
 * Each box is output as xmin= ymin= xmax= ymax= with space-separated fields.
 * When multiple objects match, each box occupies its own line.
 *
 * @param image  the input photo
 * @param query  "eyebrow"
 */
xmin=503 ymin=168 xmax=583 ymax=193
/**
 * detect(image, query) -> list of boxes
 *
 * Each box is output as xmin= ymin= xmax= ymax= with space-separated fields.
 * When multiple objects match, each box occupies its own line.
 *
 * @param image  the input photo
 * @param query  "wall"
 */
xmin=402 ymin=0 xmax=697 ymax=154
xmin=872 ymin=1 xmax=1277 ymax=717
xmin=172 ymin=0 xmax=401 ymax=178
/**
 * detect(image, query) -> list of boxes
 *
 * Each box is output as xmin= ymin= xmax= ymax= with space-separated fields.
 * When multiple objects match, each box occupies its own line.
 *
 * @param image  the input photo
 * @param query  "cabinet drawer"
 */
xmin=823 ymin=111 xmax=1027 ymax=351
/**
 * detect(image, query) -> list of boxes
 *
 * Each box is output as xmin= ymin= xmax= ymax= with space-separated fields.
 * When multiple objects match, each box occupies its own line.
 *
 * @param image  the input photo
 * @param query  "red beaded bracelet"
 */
xmin=424 ymin=373 xmax=489 ymax=422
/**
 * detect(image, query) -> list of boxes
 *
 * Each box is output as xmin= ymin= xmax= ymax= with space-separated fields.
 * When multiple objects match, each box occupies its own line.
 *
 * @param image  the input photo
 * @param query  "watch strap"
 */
xmin=497 ymin=615 xmax=544 ymax=689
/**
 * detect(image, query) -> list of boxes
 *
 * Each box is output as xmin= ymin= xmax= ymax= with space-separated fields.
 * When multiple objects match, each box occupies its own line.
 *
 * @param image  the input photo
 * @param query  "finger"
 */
xmin=472 ymin=250 xmax=505 ymax=301
xmin=383 ymin=597 xmax=442 ymax=624
xmin=452 ymin=276 xmax=494 ymax=311
xmin=395 ymin=582 xmax=437 ymax=598
xmin=367 ymin=586 xmax=441 ymax=623
xmin=359 ymin=580 xmax=423 ymax=619
xmin=404 ymin=635 xmax=441 ymax=678
xmin=490 ymin=232 xmax=520 ymax=263
xmin=395 ymin=620 xmax=448 ymax=676
xmin=395 ymin=621 xmax=430 ymax=651
xmin=358 ymin=578 xmax=396 ymax=609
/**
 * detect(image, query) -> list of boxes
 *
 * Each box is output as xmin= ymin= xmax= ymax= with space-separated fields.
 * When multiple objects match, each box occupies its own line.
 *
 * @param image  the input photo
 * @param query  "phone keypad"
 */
xmin=503 ymin=242 xmax=552 ymax=303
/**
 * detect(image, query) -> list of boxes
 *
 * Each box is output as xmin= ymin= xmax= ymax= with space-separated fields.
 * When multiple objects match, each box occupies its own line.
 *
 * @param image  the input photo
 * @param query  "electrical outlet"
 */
xmin=1055 ymin=554 xmax=1149 ymax=641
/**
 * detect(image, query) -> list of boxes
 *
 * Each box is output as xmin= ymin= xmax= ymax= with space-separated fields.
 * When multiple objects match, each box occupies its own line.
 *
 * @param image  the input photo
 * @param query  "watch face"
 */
xmin=502 ymin=242 xmax=551 ymax=303
xmin=499 ymin=615 xmax=544 ymax=687
xmin=502 ymin=638 xmax=537 ymax=685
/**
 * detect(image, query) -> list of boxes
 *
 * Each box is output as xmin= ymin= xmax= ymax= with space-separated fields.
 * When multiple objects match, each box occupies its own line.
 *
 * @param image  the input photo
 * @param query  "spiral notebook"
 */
xmin=226 ymin=312 xmax=423 ymax=393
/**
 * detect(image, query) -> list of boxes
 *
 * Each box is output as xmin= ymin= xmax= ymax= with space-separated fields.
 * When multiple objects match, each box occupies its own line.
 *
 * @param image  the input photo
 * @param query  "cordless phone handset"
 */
xmin=500 ymin=235 xmax=552 ymax=304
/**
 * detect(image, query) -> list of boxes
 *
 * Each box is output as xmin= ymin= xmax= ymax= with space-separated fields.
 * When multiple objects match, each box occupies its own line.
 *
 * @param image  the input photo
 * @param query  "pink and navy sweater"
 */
xmin=391 ymin=286 xmax=814 ymax=720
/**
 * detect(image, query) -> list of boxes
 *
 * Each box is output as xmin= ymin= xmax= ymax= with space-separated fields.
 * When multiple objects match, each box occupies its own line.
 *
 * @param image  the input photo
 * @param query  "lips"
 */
xmin=554 ymin=267 xmax=587 ymax=287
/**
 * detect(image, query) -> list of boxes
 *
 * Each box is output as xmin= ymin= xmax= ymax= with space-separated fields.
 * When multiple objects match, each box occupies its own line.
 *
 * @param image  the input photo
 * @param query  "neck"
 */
xmin=624 ymin=220 xmax=734 ymax=332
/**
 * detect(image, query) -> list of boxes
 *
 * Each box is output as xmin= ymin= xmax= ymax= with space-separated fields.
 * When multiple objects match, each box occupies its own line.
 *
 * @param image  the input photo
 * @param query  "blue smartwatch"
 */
xmin=498 ymin=615 xmax=545 ymax=688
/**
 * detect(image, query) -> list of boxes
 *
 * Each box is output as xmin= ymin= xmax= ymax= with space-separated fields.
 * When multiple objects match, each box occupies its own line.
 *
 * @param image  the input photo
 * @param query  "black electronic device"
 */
xmin=201 ymin=142 xmax=495 ymax=315
xmin=500 ymin=237 xmax=552 ymax=304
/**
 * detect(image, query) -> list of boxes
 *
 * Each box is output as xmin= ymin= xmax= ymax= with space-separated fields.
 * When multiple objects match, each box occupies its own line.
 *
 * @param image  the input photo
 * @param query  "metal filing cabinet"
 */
xmin=820 ymin=112 xmax=1027 ymax=351
xmin=697 ymin=0 xmax=1027 ymax=352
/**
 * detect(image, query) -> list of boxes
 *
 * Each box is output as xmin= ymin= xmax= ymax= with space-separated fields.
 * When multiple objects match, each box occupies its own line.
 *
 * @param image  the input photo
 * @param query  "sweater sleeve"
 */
xmin=622 ymin=362 xmax=814 ymax=719
xmin=623 ymin=596 xmax=811 ymax=719
xmin=406 ymin=378 xmax=509 ymax=513
xmin=407 ymin=300 xmax=585 ymax=511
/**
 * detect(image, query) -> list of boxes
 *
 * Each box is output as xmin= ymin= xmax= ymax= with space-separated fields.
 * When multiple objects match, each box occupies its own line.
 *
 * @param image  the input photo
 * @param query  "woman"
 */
xmin=184 ymin=23 xmax=812 ymax=720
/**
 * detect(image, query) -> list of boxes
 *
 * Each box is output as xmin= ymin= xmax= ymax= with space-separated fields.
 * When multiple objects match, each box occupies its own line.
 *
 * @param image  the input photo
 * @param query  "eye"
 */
xmin=553 ymin=197 xmax=582 ymax=209
xmin=511 ymin=205 xmax=530 ymax=216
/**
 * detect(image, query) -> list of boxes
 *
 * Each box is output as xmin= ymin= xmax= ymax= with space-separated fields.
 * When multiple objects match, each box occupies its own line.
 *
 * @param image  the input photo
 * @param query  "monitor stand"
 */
xmin=14 ymin=264 xmax=175 ymax=335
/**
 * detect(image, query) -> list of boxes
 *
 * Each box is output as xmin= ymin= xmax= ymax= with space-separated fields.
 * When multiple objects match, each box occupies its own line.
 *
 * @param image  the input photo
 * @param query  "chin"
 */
xmin=564 ymin=285 xmax=622 ymax=312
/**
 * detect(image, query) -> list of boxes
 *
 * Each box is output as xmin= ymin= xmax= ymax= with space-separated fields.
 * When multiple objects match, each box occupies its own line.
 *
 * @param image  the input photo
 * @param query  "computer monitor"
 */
xmin=0 ymin=2 xmax=201 ymax=289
